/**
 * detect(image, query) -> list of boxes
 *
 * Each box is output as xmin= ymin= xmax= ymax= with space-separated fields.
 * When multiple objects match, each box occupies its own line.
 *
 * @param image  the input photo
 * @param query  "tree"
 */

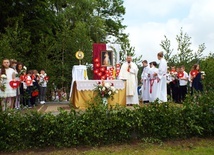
xmin=160 ymin=35 xmax=173 ymax=64
xmin=0 ymin=21 xmax=31 ymax=64
xmin=176 ymin=28 xmax=194 ymax=65
xmin=0 ymin=0 xmax=140 ymax=95
xmin=160 ymin=28 xmax=206 ymax=70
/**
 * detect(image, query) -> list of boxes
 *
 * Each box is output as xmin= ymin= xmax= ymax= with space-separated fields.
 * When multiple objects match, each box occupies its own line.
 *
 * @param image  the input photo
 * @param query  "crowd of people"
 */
xmin=118 ymin=51 xmax=204 ymax=105
xmin=0 ymin=58 xmax=48 ymax=111
xmin=1 ymin=53 xmax=204 ymax=110
xmin=140 ymin=57 xmax=204 ymax=104
xmin=119 ymin=52 xmax=168 ymax=105
xmin=165 ymin=63 xmax=204 ymax=103
xmin=139 ymin=52 xmax=168 ymax=103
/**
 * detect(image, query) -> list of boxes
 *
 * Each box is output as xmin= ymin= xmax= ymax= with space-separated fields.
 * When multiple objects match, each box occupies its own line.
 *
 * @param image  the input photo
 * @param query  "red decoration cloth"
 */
xmin=9 ymin=81 xmax=21 ymax=89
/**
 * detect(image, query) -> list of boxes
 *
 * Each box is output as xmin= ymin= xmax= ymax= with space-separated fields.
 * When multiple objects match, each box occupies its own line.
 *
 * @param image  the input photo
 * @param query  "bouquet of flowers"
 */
xmin=170 ymin=71 xmax=178 ymax=79
xmin=0 ymin=74 xmax=7 ymax=92
xmin=95 ymin=81 xmax=118 ymax=100
xmin=39 ymin=73 xmax=49 ymax=86
xmin=201 ymin=71 xmax=206 ymax=76
xmin=16 ymin=66 xmax=27 ymax=78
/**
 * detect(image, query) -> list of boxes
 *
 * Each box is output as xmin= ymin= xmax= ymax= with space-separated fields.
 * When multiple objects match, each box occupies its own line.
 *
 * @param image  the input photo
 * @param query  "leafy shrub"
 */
xmin=0 ymin=91 xmax=214 ymax=151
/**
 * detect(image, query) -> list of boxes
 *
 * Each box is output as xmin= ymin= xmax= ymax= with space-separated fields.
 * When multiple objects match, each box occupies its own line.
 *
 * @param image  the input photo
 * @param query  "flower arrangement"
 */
xmin=95 ymin=81 xmax=118 ymax=100
xmin=0 ymin=74 xmax=7 ymax=92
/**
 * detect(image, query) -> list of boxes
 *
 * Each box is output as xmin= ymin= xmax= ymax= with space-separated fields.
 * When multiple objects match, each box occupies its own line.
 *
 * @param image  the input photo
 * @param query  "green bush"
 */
xmin=0 ymin=91 xmax=214 ymax=151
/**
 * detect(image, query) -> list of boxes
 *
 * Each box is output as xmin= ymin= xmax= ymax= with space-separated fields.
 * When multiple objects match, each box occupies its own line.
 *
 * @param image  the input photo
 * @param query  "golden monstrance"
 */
xmin=75 ymin=50 xmax=84 ymax=65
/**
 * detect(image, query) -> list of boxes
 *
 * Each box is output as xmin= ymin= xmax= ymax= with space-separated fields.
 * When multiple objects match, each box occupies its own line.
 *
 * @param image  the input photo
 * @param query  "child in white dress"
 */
xmin=0 ymin=58 xmax=17 ymax=111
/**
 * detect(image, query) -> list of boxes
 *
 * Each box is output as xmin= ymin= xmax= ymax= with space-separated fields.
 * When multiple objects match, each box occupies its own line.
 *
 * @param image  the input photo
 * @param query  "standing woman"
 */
xmin=191 ymin=64 xmax=204 ymax=93
xmin=0 ymin=58 xmax=17 ymax=111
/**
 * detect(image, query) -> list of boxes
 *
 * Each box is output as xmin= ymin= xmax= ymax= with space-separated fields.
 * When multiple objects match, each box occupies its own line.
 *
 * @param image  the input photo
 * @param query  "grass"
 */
xmin=1 ymin=138 xmax=214 ymax=155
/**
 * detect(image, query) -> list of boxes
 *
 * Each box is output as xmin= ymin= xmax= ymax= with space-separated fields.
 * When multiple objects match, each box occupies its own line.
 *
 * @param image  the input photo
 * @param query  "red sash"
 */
xmin=150 ymin=79 xmax=155 ymax=94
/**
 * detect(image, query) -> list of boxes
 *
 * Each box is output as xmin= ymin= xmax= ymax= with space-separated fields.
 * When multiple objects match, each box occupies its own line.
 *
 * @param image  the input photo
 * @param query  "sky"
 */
xmin=122 ymin=0 xmax=214 ymax=63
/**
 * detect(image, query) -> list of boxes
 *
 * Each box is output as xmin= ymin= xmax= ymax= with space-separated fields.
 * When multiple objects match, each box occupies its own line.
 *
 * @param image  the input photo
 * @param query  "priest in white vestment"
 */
xmin=119 ymin=56 xmax=139 ymax=105
xmin=154 ymin=52 xmax=168 ymax=102
xmin=148 ymin=62 xmax=159 ymax=102
xmin=141 ymin=60 xmax=150 ymax=103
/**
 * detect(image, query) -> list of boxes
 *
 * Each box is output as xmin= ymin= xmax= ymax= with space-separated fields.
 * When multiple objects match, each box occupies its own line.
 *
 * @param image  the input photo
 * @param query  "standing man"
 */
xmin=154 ymin=51 xmax=167 ymax=102
xmin=141 ymin=60 xmax=150 ymax=103
xmin=119 ymin=56 xmax=139 ymax=105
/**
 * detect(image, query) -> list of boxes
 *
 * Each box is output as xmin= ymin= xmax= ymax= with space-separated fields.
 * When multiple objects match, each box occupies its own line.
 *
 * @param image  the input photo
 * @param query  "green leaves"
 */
xmin=1 ymin=91 xmax=214 ymax=151
xmin=0 ymin=0 xmax=131 ymax=92
xmin=160 ymin=27 xmax=206 ymax=67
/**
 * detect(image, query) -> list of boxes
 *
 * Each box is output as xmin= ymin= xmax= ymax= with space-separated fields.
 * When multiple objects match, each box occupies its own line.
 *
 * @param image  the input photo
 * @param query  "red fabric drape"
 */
xmin=93 ymin=43 xmax=106 ymax=80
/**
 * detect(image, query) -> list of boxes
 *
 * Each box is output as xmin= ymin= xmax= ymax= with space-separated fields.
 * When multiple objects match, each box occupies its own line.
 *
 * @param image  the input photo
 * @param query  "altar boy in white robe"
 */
xmin=119 ymin=56 xmax=139 ymax=105
xmin=141 ymin=60 xmax=150 ymax=103
xmin=148 ymin=62 xmax=159 ymax=102
xmin=154 ymin=52 xmax=168 ymax=102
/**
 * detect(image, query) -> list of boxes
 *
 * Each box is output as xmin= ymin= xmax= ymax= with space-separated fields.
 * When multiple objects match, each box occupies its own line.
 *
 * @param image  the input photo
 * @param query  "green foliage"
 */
xmin=199 ymin=54 xmax=214 ymax=91
xmin=160 ymin=28 xmax=214 ymax=91
xmin=160 ymin=28 xmax=206 ymax=69
xmin=1 ymin=91 xmax=214 ymax=151
xmin=160 ymin=35 xmax=173 ymax=62
xmin=0 ymin=0 xmax=128 ymax=92
xmin=120 ymin=41 xmax=142 ymax=64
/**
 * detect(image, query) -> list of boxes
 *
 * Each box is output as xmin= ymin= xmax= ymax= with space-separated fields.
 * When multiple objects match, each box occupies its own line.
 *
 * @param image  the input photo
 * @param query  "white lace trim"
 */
xmin=76 ymin=80 xmax=125 ymax=91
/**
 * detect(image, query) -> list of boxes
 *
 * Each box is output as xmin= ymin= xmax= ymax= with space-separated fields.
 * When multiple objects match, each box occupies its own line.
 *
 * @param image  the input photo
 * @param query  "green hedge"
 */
xmin=0 ymin=92 xmax=214 ymax=151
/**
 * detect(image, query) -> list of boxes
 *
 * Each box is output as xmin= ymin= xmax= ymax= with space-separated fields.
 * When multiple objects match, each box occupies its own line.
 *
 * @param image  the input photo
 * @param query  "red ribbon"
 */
xmin=150 ymin=79 xmax=155 ymax=94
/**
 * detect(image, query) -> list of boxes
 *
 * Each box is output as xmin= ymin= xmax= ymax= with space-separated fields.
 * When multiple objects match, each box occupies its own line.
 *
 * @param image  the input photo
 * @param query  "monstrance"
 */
xmin=75 ymin=50 xmax=84 ymax=65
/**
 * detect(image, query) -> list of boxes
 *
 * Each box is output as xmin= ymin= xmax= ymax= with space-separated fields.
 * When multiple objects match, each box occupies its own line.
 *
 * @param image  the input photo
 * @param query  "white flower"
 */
xmin=1 ymin=74 xmax=7 ymax=79
xmin=104 ymin=82 xmax=110 ymax=88
xmin=201 ymin=71 xmax=206 ymax=76
xmin=102 ymin=87 xmax=106 ymax=91
xmin=23 ymin=66 xmax=27 ymax=70
xmin=110 ymin=86 xmax=116 ymax=92
xmin=108 ymin=91 xmax=111 ymax=95
xmin=99 ymin=88 xmax=101 ymax=91
xmin=115 ymin=90 xmax=118 ymax=94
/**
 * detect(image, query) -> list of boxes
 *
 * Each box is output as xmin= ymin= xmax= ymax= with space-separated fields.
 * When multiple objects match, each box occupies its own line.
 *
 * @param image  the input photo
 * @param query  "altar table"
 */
xmin=70 ymin=80 xmax=126 ymax=109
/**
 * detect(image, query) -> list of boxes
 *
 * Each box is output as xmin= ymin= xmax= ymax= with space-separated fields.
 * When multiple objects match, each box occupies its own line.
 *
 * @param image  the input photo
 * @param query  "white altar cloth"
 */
xmin=69 ymin=65 xmax=88 ymax=97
